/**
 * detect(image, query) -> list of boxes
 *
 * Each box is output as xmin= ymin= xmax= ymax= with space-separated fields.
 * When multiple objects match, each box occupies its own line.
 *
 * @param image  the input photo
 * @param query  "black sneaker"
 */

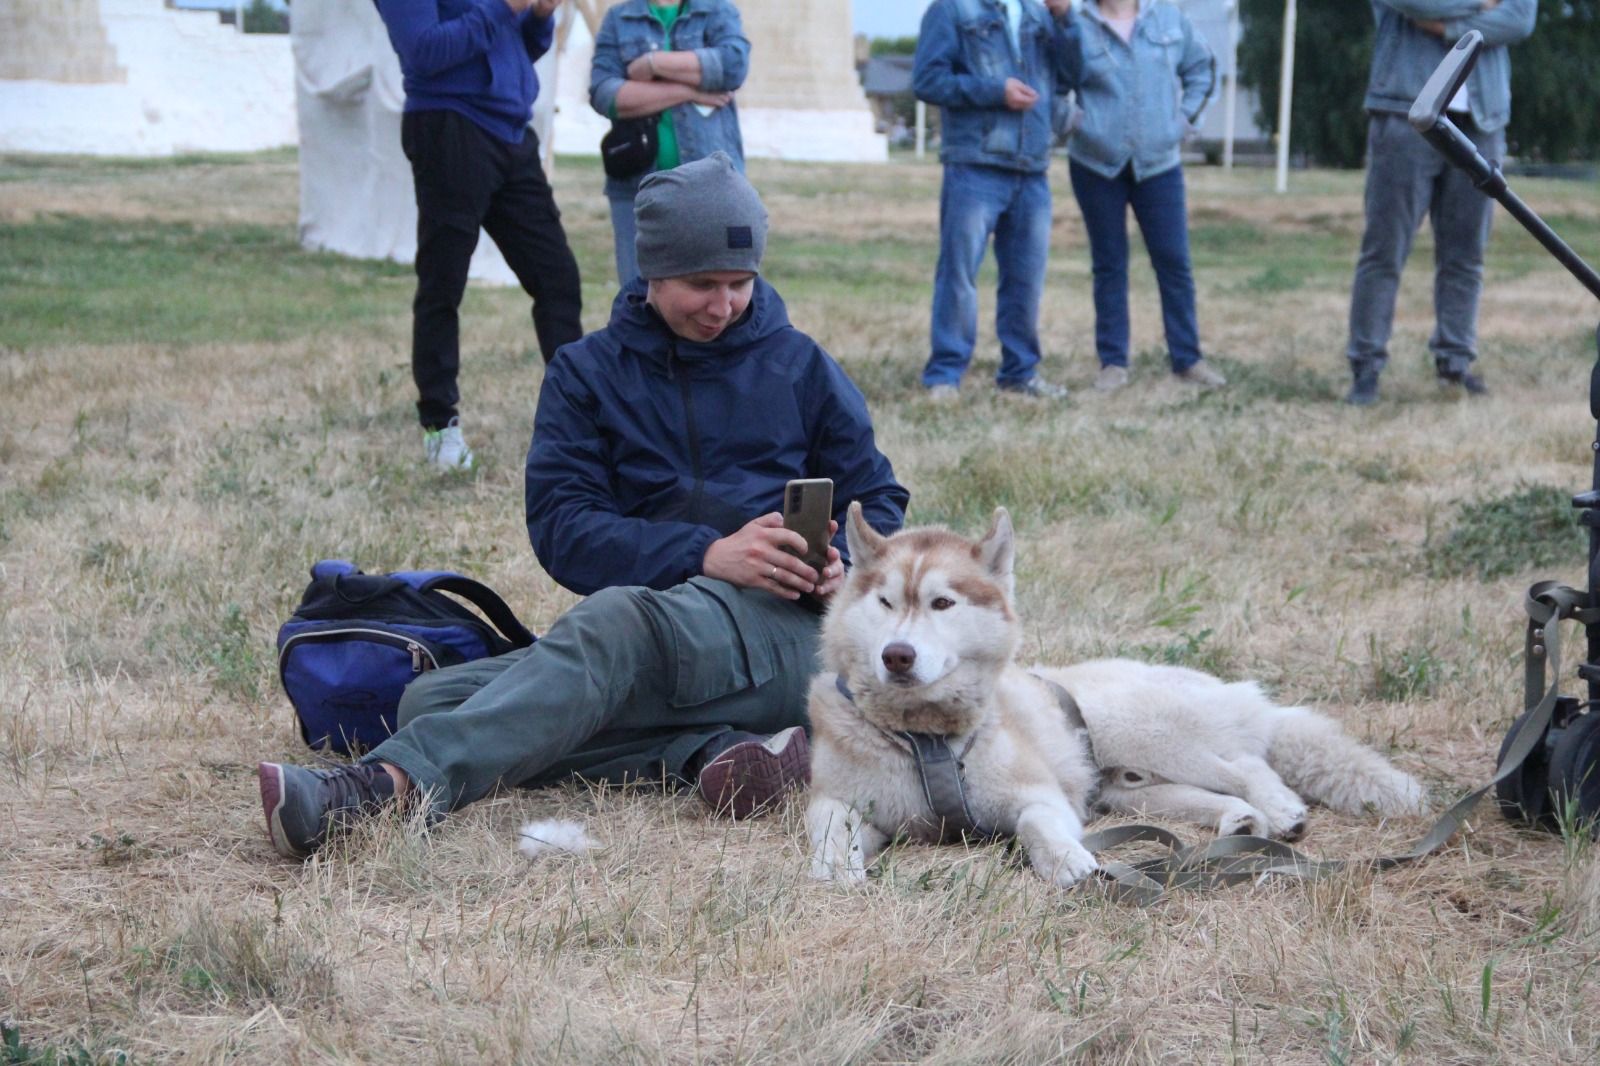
xmin=695 ymin=727 xmax=811 ymax=819
xmin=1345 ymin=369 xmax=1380 ymax=407
xmin=997 ymin=376 xmax=1068 ymax=400
xmin=1438 ymin=366 xmax=1488 ymax=396
xmin=258 ymin=761 xmax=396 ymax=859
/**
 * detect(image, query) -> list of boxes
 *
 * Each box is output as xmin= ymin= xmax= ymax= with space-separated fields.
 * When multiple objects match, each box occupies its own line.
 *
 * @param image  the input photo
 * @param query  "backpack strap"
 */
xmin=391 ymin=570 xmax=537 ymax=649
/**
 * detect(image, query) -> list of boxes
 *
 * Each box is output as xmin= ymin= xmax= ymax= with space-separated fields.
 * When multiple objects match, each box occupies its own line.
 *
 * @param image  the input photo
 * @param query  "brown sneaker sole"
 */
xmin=697 ymin=727 xmax=811 ymax=819
xmin=258 ymin=762 xmax=303 ymax=859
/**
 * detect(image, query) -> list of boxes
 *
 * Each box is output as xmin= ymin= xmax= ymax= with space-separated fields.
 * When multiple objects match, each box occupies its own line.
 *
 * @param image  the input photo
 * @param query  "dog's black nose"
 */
xmin=882 ymin=642 xmax=917 ymax=675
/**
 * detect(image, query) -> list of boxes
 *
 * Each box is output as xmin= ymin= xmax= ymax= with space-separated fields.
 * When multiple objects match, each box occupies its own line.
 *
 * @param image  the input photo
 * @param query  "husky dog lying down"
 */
xmin=806 ymin=505 xmax=1427 ymax=887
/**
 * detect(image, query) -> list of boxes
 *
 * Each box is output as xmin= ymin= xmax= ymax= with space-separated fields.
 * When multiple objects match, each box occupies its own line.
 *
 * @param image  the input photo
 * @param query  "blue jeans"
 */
xmin=608 ymin=193 xmax=640 ymax=285
xmin=922 ymin=164 xmax=1051 ymax=389
xmin=1068 ymin=161 xmax=1201 ymax=373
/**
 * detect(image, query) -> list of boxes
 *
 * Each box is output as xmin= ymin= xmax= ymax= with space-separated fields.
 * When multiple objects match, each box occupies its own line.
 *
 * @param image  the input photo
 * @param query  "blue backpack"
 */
xmin=277 ymin=560 xmax=536 ymax=754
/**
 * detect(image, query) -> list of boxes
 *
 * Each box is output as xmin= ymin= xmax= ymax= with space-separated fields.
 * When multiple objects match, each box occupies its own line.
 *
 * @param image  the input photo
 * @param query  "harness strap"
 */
xmin=834 ymin=675 xmax=993 ymax=840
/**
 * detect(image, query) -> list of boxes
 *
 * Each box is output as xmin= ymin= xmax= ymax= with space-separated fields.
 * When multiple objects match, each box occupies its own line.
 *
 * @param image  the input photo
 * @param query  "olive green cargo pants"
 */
xmin=365 ymin=577 xmax=822 ymax=815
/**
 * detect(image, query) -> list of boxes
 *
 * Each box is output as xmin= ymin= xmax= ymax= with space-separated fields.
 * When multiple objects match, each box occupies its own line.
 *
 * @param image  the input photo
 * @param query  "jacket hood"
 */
xmin=606 ymin=275 xmax=792 ymax=373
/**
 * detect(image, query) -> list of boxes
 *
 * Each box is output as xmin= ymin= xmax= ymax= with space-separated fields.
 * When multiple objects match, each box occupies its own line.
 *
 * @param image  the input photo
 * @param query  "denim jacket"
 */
xmin=1058 ymin=1 xmax=1214 ymax=181
xmin=589 ymin=0 xmax=750 ymax=199
xmin=1364 ymin=0 xmax=1535 ymax=134
xmin=912 ymin=0 xmax=1076 ymax=174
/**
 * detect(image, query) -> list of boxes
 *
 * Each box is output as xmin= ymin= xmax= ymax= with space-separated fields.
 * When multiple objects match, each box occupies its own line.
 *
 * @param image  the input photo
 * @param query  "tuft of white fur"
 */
xmin=1268 ymin=710 xmax=1429 ymax=816
xmin=516 ymin=819 xmax=595 ymax=859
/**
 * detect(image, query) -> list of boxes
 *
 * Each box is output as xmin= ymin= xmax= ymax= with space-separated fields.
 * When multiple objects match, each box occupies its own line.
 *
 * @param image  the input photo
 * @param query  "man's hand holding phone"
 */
xmin=703 ymin=514 xmax=842 ymax=600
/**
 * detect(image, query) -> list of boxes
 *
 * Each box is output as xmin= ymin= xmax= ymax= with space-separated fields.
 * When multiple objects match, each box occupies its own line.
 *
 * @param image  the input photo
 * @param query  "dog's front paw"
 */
xmin=810 ymin=855 xmax=869 ymax=884
xmin=1039 ymin=840 xmax=1098 ymax=888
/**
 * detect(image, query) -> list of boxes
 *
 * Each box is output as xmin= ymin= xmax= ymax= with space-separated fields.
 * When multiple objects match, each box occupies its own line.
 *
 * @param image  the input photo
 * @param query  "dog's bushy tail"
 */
xmin=1269 ymin=709 xmax=1428 ymax=816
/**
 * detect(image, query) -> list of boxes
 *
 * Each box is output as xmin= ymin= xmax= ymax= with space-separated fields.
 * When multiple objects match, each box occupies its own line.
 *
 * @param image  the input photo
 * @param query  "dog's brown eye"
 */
xmin=931 ymin=596 xmax=955 ymax=611
xmin=878 ymin=596 xmax=893 ymax=610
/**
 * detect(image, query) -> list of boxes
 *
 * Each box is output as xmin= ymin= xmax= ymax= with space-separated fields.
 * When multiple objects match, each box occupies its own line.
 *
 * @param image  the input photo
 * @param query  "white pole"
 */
xmin=1274 ymin=0 xmax=1296 ymax=193
xmin=915 ymin=98 xmax=927 ymax=159
xmin=1223 ymin=0 xmax=1239 ymax=170
xmin=236 ymin=0 xmax=245 ymax=32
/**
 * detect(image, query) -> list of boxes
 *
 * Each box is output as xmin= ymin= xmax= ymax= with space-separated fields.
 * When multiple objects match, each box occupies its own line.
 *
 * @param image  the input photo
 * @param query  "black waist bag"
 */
xmin=601 ymin=116 xmax=658 ymax=179
xmin=277 ymin=560 xmax=535 ymax=755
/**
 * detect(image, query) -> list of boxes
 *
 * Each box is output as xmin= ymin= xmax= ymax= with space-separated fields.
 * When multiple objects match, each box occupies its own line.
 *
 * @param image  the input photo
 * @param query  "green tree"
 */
xmin=1507 ymin=0 xmax=1600 ymax=162
xmin=1239 ymin=0 xmax=1600 ymax=167
xmin=870 ymin=35 xmax=919 ymax=57
xmin=1237 ymin=0 xmax=1372 ymax=169
xmin=242 ymin=0 xmax=289 ymax=34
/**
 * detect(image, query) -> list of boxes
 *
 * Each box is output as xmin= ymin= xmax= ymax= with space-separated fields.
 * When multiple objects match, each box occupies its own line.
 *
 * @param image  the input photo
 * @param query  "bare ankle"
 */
xmin=379 ymin=762 xmax=410 ymax=797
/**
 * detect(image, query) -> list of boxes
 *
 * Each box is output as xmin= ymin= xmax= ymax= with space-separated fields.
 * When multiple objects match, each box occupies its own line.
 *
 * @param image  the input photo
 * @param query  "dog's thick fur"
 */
xmin=806 ymin=505 xmax=1100 ymax=886
xmin=806 ymin=506 xmax=1427 ymax=886
xmin=1035 ymin=660 xmax=1427 ymax=840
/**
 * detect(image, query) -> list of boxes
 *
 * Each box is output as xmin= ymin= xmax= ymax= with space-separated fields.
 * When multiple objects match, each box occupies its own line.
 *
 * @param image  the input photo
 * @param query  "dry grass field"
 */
xmin=3 ymin=150 xmax=1600 ymax=1064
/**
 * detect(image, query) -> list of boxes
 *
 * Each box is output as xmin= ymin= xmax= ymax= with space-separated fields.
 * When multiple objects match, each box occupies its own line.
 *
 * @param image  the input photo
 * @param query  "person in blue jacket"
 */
xmin=913 ymin=0 xmax=1077 ymax=401
xmin=256 ymin=154 xmax=909 ymax=859
xmin=588 ymin=0 xmax=750 ymax=284
xmin=1058 ymin=0 xmax=1225 ymax=394
xmin=376 ymin=0 xmax=585 ymax=471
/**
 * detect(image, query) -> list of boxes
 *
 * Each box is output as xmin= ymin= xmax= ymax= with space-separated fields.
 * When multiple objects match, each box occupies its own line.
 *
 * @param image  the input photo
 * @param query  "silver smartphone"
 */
xmin=782 ymin=478 xmax=834 ymax=577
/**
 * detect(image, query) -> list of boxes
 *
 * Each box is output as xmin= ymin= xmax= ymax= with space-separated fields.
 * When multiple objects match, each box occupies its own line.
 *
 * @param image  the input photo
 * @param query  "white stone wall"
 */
xmin=550 ymin=0 xmax=886 ymax=163
xmin=0 ymin=0 xmax=296 ymax=156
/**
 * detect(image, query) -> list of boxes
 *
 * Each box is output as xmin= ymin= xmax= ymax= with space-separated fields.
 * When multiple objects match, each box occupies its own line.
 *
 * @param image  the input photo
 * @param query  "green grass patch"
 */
xmin=1427 ymin=483 xmax=1586 ymax=580
xmin=0 ymin=216 xmax=413 ymax=349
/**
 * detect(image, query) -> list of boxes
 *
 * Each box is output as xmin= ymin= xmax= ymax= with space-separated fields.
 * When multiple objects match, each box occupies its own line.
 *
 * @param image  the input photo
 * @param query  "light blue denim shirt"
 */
xmin=1058 ymin=0 xmax=1215 ymax=181
xmin=588 ymin=0 xmax=750 ymax=199
xmin=913 ymin=0 xmax=1076 ymax=174
xmin=1364 ymin=0 xmax=1535 ymax=135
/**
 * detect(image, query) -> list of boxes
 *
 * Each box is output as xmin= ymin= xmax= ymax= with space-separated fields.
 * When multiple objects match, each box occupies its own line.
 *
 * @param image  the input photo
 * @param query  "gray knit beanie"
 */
xmin=634 ymin=152 xmax=768 ymax=280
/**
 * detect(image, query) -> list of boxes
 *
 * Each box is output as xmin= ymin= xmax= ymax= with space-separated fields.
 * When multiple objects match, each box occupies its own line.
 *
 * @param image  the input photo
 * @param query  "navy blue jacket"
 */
xmin=375 ymin=0 xmax=554 ymax=144
xmin=526 ymin=278 xmax=909 ymax=596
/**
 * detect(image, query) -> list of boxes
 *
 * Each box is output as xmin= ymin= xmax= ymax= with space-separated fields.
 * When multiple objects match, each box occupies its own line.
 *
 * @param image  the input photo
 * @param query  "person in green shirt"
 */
xmin=589 ymin=0 xmax=751 ymax=282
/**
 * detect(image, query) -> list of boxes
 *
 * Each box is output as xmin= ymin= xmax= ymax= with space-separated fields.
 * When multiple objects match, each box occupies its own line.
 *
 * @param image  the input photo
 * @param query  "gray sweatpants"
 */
xmin=1346 ymin=111 xmax=1505 ymax=378
xmin=366 ymin=577 xmax=822 ymax=816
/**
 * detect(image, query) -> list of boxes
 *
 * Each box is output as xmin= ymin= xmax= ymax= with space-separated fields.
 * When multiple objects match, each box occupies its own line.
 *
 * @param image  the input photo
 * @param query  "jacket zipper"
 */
xmin=671 ymin=340 xmax=707 ymax=520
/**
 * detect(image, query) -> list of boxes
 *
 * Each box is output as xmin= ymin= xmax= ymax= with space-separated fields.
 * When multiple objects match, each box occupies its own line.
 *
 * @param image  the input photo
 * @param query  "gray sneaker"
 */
xmin=1175 ymin=360 xmax=1227 ymax=388
xmin=258 ymin=761 xmax=396 ymax=859
xmin=925 ymin=383 xmax=960 ymax=402
xmin=998 ymin=376 xmax=1068 ymax=400
xmin=1094 ymin=365 xmax=1130 ymax=393
xmin=696 ymin=727 xmax=811 ymax=819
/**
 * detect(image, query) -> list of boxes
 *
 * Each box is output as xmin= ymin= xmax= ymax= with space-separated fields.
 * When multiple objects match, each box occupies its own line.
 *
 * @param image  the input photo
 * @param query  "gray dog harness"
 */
xmin=833 ymin=674 xmax=1090 ymax=843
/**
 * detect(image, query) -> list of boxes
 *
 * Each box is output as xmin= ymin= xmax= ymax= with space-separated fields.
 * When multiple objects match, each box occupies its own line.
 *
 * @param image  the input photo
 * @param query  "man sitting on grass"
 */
xmin=256 ymin=153 xmax=909 ymax=858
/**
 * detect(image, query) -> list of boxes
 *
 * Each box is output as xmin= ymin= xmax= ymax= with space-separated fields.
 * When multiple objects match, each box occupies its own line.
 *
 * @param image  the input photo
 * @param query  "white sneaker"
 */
xmin=423 ymin=417 xmax=475 ymax=472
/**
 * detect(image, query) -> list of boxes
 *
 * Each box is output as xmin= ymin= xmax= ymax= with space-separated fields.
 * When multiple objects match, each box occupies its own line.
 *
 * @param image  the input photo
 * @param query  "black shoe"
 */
xmin=997 ymin=376 xmax=1068 ymax=400
xmin=1345 ymin=369 xmax=1380 ymax=407
xmin=1438 ymin=367 xmax=1488 ymax=396
xmin=258 ymin=761 xmax=396 ymax=859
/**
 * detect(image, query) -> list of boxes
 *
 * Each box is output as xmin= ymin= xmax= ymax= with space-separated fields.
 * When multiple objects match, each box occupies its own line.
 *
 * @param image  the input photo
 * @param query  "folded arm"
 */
xmin=1443 ymin=0 xmax=1536 ymax=46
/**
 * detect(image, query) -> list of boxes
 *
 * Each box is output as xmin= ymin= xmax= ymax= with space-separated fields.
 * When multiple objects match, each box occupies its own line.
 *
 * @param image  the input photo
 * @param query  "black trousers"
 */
xmin=401 ymin=109 xmax=584 ymax=430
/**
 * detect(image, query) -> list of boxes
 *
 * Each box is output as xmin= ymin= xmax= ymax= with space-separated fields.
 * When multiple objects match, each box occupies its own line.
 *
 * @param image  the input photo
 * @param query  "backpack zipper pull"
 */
xmin=408 ymin=642 xmax=424 ymax=672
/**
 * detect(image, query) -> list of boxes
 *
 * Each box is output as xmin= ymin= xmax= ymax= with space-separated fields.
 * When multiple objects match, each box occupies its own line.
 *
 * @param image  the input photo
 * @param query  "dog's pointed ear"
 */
xmin=845 ymin=501 xmax=887 ymax=571
xmin=976 ymin=506 xmax=1015 ymax=600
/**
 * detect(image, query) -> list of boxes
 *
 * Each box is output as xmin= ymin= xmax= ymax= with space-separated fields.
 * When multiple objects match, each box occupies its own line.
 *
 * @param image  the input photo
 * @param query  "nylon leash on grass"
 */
xmin=1082 ymin=582 xmax=1596 ymax=906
